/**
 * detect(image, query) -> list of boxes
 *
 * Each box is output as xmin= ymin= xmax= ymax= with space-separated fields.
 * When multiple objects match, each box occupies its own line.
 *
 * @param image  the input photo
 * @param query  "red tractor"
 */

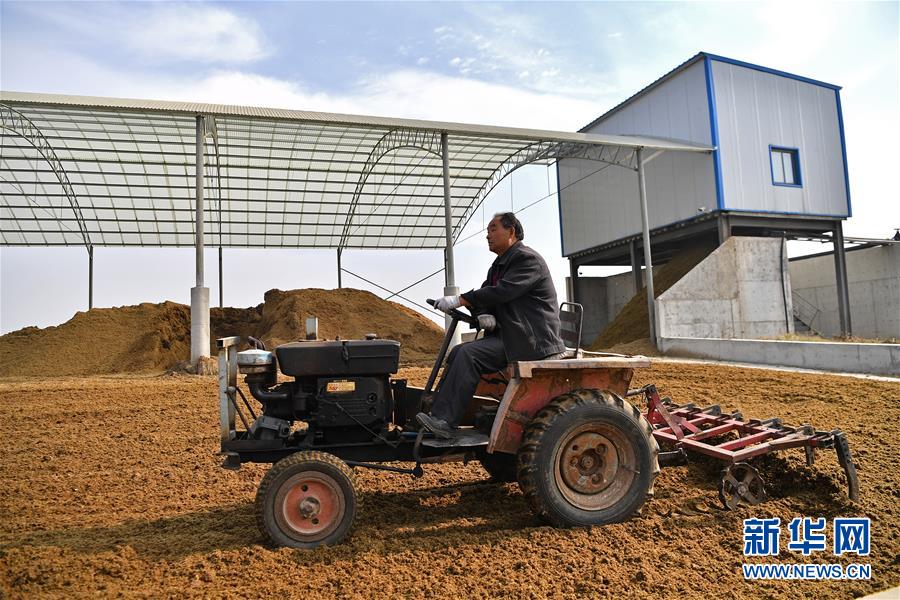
xmin=216 ymin=302 xmax=857 ymax=548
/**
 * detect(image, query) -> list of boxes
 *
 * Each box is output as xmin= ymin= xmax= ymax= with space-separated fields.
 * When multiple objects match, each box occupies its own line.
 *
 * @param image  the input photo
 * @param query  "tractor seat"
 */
xmin=558 ymin=302 xmax=584 ymax=359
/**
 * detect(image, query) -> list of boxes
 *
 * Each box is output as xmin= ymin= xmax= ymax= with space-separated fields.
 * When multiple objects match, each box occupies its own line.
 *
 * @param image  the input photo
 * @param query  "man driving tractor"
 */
xmin=416 ymin=212 xmax=567 ymax=439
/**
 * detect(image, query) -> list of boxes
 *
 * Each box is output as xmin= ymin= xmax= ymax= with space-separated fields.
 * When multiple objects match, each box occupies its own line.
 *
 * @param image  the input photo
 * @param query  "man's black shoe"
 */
xmin=415 ymin=412 xmax=455 ymax=440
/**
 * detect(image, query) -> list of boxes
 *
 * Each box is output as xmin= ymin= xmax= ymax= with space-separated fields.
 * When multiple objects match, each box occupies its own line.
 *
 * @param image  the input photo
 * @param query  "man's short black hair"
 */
xmin=493 ymin=212 xmax=524 ymax=241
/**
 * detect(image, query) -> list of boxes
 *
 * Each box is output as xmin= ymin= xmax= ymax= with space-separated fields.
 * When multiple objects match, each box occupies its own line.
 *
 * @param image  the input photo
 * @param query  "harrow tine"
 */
xmin=804 ymin=445 xmax=816 ymax=466
xmin=833 ymin=431 xmax=860 ymax=502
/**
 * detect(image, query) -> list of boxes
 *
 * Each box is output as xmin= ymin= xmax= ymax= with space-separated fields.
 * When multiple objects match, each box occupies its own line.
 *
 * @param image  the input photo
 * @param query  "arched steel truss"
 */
xmin=338 ymin=128 xmax=444 ymax=250
xmin=339 ymin=130 xmax=643 ymax=251
xmin=0 ymin=103 xmax=91 ymax=249
xmin=459 ymin=141 xmax=640 ymax=238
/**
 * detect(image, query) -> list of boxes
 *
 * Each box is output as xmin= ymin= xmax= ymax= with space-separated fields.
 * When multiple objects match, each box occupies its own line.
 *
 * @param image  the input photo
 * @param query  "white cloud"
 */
xmin=133 ymin=4 xmax=269 ymax=63
xmin=19 ymin=2 xmax=269 ymax=64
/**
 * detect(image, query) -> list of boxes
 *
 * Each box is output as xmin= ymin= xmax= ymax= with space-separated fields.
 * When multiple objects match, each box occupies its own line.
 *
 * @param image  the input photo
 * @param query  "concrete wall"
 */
xmin=659 ymin=336 xmax=900 ymax=377
xmin=657 ymin=236 xmax=793 ymax=339
xmin=789 ymin=244 xmax=900 ymax=339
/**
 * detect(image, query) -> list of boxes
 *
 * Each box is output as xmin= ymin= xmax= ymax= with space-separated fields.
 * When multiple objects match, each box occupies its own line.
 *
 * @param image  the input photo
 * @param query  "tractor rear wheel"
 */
xmin=517 ymin=389 xmax=659 ymax=527
xmin=255 ymin=451 xmax=356 ymax=549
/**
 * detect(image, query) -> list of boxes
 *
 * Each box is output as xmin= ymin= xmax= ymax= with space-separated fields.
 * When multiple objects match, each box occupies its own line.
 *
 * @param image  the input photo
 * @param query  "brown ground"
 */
xmin=1 ymin=363 xmax=897 ymax=599
xmin=0 ymin=288 xmax=443 ymax=377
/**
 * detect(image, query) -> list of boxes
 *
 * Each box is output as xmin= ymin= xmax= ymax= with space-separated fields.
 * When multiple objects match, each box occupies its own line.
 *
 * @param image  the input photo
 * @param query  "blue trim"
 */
xmin=703 ymin=53 xmax=841 ymax=91
xmin=569 ymin=207 xmax=849 ymax=258
xmin=555 ymin=160 xmax=566 ymax=256
xmin=723 ymin=208 xmax=849 ymax=218
xmin=704 ymin=56 xmax=725 ymax=211
xmin=768 ymin=145 xmax=803 ymax=187
xmin=579 ymin=53 xmax=705 ymax=132
xmin=579 ymin=51 xmax=841 ymax=133
xmin=835 ymin=89 xmax=853 ymax=217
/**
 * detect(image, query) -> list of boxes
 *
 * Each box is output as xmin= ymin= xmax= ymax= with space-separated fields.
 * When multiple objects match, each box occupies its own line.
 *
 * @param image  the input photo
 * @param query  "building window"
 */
xmin=770 ymin=146 xmax=802 ymax=187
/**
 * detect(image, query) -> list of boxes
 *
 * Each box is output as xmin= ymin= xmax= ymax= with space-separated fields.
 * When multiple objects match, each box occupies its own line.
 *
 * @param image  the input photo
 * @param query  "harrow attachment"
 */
xmin=628 ymin=385 xmax=860 ymax=510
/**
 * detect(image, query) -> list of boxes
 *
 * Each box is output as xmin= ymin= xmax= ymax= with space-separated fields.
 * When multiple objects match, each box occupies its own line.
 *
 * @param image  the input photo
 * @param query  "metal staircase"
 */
xmin=791 ymin=292 xmax=822 ymax=336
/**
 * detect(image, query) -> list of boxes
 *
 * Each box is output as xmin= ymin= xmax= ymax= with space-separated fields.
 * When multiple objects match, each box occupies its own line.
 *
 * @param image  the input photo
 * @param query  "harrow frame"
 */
xmin=628 ymin=385 xmax=860 ymax=507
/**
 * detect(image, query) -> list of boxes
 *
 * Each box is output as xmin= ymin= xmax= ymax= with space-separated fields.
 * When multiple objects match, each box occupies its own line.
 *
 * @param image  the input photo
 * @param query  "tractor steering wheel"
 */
xmin=426 ymin=298 xmax=477 ymax=326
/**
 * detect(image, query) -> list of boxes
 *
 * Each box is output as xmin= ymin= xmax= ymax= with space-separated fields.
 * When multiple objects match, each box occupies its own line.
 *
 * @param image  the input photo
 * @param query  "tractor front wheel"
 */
xmin=255 ymin=451 xmax=356 ymax=549
xmin=517 ymin=389 xmax=659 ymax=527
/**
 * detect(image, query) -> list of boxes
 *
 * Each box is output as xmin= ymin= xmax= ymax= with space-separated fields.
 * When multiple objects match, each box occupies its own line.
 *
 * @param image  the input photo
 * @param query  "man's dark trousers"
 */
xmin=430 ymin=335 xmax=507 ymax=427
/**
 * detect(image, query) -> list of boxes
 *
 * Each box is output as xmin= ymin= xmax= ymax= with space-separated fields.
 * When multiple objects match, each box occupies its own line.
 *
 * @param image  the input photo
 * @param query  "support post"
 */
xmin=191 ymin=115 xmax=210 ymax=366
xmin=87 ymin=246 xmax=94 ymax=309
xmin=218 ymin=246 xmax=223 ymax=308
xmin=337 ymin=248 xmax=342 ymax=288
xmin=717 ymin=214 xmax=731 ymax=246
xmin=833 ymin=221 xmax=852 ymax=337
xmin=629 ymin=239 xmax=642 ymax=294
xmin=636 ymin=148 xmax=658 ymax=347
xmin=441 ymin=132 xmax=461 ymax=347
xmin=568 ymin=259 xmax=579 ymax=304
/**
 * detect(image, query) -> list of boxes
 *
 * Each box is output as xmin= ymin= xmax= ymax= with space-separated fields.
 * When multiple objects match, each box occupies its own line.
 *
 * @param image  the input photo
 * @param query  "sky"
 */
xmin=1 ymin=1 xmax=898 ymax=335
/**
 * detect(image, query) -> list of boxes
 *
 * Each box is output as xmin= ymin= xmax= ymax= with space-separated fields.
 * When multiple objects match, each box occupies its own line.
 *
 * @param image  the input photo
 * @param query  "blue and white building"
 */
xmin=560 ymin=52 xmax=853 ymax=336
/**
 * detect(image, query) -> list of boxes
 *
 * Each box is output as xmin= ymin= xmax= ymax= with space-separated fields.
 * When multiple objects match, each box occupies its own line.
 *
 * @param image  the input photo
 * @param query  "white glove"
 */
xmin=477 ymin=314 xmax=497 ymax=332
xmin=434 ymin=295 xmax=461 ymax=313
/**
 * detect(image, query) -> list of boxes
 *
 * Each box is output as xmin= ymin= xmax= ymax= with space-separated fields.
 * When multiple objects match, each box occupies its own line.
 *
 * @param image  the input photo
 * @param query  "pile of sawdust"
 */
xmin=253 ymin=288 xmax=442 ymax=363
xmin=605 ymin=337 xmax=662 ymax=357
xmin=0 ymin=289 xmax=442 ymax=377
xmin=589 ymin=242 xmax=715 ymax=350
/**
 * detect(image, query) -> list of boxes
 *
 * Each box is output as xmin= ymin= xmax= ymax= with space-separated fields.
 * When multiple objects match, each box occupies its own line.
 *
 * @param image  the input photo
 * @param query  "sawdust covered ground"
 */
xmin=1 ymin=364 xmax=898 ymax=599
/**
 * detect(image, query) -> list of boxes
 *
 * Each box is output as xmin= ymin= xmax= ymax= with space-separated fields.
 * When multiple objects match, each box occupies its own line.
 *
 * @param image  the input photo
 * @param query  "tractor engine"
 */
xmin=237 ymin=339 xmax=401 ymax=444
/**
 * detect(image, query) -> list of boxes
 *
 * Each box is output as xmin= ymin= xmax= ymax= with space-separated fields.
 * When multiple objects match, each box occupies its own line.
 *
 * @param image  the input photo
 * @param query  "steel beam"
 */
xmin=629 ymin=239 xmax=642 ymax=294
xmin=191 ymin=115 xmax=210 ymax=365
xmin=569 ymin=259 xmax=579 ymax=304
xmin=832 ymin=221 xmax=852 ymax=336
xmin=195 ymin=115 xmax=205 ymax=288
xmin=441 ymin=132 xmax=460 ymax=347
xmin=218 ymin=246 xmax=223 ymax=308
xmin=337 ymin=248 xmax=343 ymax=288
xmin=636 ymin=148 xmax=657 ymax=346
xmin=88 ymin=246 xmax=93 ymax=309
xmin=717 ymin=213 xmax=731 ymax=245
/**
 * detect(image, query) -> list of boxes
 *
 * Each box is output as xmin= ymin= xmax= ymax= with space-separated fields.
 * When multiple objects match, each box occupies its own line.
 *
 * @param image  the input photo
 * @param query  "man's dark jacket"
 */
xmin=460 ymin=241 xmax=564 ymax=362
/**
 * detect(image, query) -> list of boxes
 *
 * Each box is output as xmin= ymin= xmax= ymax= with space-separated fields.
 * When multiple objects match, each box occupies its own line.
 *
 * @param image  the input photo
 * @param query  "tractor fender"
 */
xmin=487 ymin=357 xmax=649 ymax=454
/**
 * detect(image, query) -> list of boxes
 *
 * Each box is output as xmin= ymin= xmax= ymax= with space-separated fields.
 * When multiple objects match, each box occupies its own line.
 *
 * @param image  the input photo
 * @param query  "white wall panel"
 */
xmin=560 ymin=60 xmax=715 ymax=255
xmin=712 ymin=60 xmax=848 ymax=216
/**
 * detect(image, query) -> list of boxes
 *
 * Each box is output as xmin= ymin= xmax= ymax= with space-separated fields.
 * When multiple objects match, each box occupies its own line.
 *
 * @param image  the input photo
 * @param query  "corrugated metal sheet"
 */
xmin=0 ymin=91 xmax=710 ymax=249
xmin=711 ymin=61 xmax=849 ymax=216
xmin=560 ymin=60 xmax=716 ymax=255
xmin=1 ymin=91 xmax=712 ymax=152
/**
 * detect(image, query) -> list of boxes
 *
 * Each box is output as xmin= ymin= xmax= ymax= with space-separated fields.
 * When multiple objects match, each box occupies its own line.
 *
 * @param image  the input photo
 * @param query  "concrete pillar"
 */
xmin=636 ymin=148 xmax=658 ymax=347
xmin=191 ymin=286 xmax=210 ymax=361
xmin=441 ymin=131 xmax=461 ymax=347
xmin=191 ymin=115 xmax=210 ymax=364
xmin=833 ymin=221 xmax=852 ymax=336
xmin=629 ymin=239 xmax=642 ymax=294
